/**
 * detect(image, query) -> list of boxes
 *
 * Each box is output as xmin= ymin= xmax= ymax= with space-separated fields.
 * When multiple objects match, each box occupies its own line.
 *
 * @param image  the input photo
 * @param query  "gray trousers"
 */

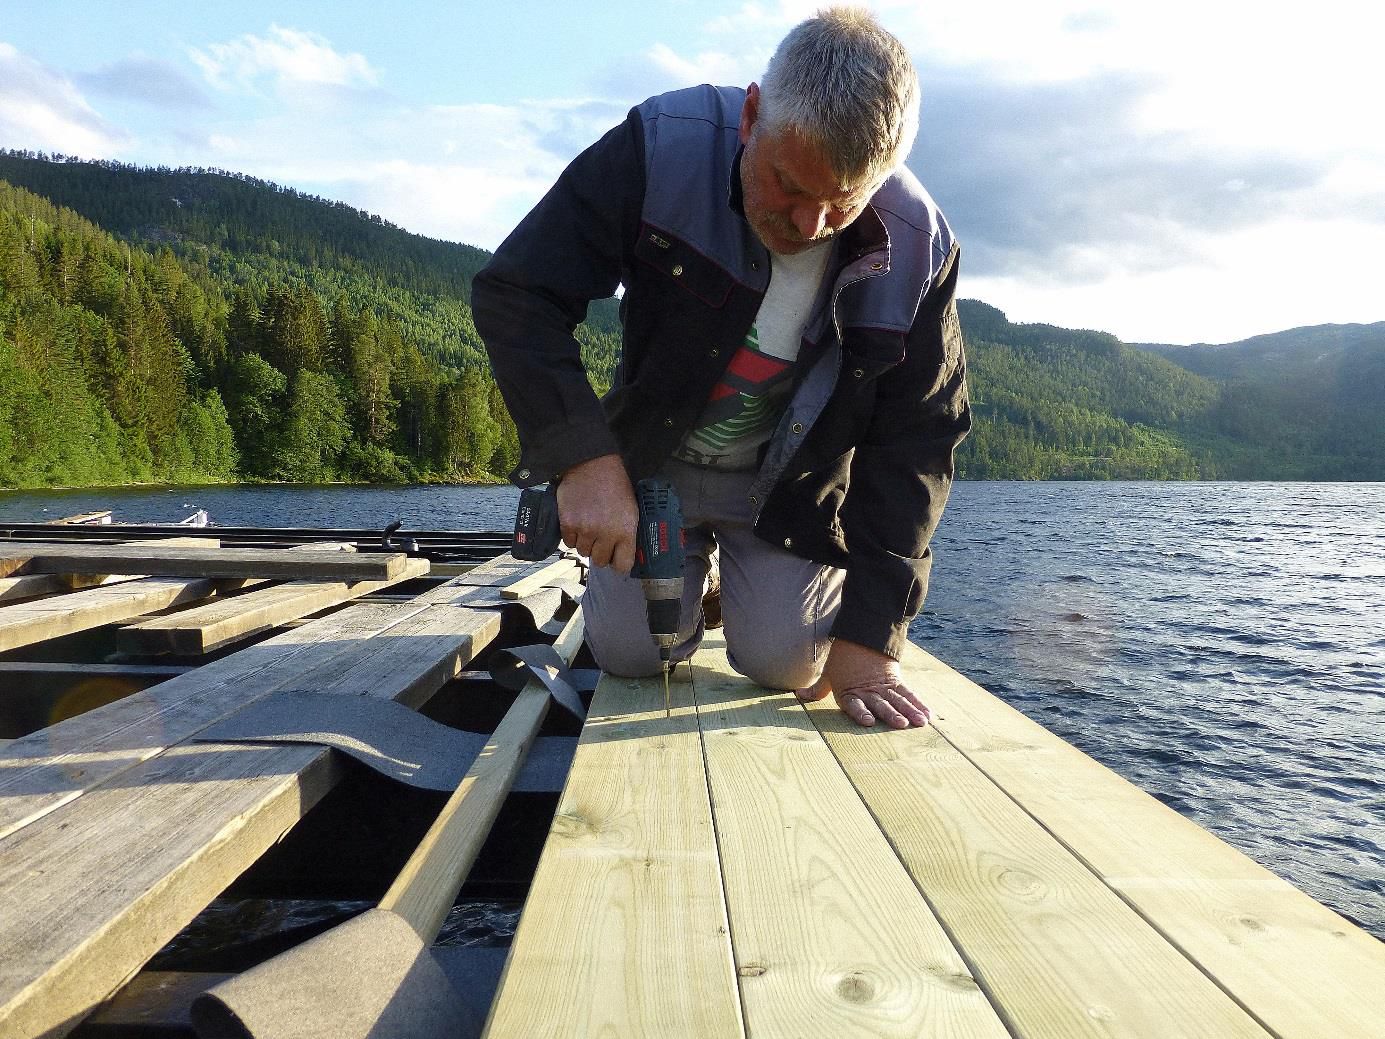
xmin=584 ymin=459 xmax=844 ymax=690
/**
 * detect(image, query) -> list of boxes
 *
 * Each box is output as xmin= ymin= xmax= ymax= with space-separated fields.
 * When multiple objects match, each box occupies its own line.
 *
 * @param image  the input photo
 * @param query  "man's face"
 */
xmin=738 ymin=84 xmax=876 ymax=256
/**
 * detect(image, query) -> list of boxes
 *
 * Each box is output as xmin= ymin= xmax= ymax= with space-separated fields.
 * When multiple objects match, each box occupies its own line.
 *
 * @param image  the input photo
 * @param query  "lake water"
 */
xmin=2 ymin=480 xmax=1381 ymax=939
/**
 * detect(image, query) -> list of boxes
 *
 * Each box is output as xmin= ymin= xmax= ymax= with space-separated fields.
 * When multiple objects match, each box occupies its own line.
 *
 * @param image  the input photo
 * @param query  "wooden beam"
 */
xmin=806 ymin=697 xmax=1271 ymax=1038
xmin=0 ymin=601 xmax=503 ymax=1039
xmin=0 ymin=576 xmax=246 ymax=654
xmin=484 ymin=662 xmax=743 ymax=1038
xmin=116 ymin=557 xmax=431 ymax=656
xmin=0 ymin=574 xmax=66 ymax=603
xmin=690 ymin=643 xmax=1012 ymax=1039
xmin=897 ymin=644 xmax=1385 ymax=1039
xmin=499 ymin=557 xmax=580 ymax=600
xmin=57 ymin=537 xmax=222 ymax=590
xmin=0 ymin=542 xmax=409 ymax=581
xmin=383 ymin=609 xmax=585 ymax=941
xmin=0 ymin=582 xmax=474 ymax=843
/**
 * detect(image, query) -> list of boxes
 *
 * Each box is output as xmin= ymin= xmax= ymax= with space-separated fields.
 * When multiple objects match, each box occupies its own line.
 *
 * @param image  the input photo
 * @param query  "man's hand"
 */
xmin=556 ymin=454 xmax=639 ymax=572
xmin=796 ymin=638 xmax=931 ymax=729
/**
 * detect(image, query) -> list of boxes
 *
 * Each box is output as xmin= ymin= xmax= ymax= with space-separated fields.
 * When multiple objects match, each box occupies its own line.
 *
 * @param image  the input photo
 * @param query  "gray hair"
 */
xmin=757 ymin=7 xmax=920 ymax=185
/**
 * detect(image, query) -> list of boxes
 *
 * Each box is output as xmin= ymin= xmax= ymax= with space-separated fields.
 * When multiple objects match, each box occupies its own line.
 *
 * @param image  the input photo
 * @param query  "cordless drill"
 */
xmin=513 ymin=478 xmax=686 ymax=713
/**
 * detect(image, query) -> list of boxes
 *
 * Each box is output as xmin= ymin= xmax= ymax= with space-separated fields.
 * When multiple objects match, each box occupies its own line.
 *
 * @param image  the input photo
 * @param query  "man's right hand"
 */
xmin=556 ymin=454 xmax=639 ymax=573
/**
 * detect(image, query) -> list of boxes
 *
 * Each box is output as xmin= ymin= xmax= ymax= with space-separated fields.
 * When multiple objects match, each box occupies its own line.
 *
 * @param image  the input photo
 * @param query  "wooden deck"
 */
xmin=1 ymin=535 xmax=1381 ymax=1038
xmin=485 ymin=634 xmax=1385 ymax=1039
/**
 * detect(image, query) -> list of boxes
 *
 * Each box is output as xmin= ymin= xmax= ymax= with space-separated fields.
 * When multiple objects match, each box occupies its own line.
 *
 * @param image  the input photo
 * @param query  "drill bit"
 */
xmin=663 ymin=661 xmax=671 ymax=718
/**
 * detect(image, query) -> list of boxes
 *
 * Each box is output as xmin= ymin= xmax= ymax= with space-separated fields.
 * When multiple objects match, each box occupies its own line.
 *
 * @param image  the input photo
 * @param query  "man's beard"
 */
xmin=754 ymin=211 xmax=837 ymax=254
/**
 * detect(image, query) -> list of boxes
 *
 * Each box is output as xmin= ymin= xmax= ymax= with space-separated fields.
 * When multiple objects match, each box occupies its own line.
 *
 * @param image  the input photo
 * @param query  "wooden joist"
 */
xmin=117 ymin=556 xmax=432 ymax=655
xmin=0 ymin=541 xmax=409 ymax=581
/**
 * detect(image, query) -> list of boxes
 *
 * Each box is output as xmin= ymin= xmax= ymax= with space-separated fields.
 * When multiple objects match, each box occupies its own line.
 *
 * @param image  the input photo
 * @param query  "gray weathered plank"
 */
xmin=0 ymin=600 xmax=503 ymax=1039
xmin=0 ymin=541 xmax=408 ymax=581
xmin=0 ymin=575 xmax=249 ymax=654
xmin=117 ymin=557 xmax=431 ymax=655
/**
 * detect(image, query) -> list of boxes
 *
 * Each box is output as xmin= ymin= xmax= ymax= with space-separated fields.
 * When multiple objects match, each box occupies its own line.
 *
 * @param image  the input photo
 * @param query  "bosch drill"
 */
xmin=513 ymin=478 xmax=686 ymax=712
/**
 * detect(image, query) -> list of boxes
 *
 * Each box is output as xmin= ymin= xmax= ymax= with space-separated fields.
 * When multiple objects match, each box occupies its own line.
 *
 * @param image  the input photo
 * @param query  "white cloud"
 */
xmin=0 ymin=43 xmax=130 ymax=156
xmin=190 ymin=26 xmax=379 ymax=94
xmin=643 ymin=42 xmax=755 ymax=88
xmin=966 ymin=214 xmax=1385 ymax=345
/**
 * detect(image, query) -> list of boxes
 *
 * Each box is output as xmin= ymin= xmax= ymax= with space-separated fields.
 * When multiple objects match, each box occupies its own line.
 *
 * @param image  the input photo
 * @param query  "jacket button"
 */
xmin=748 ymin=495 xmax=758 ymax=505
xmin=710 ymin=348 xmax=720 ymax=357
xmin=853 ymin=368 xmax=864 ymax=378
xmin=783 ymin=537 xmax=793 ymax=549
xmin=870 ymin=262 xmax=884 ymax=271
xmin=672 ymin=264 xmax=684 ymax=277
xmin=517 ymin=468 xmax=530 ymax=480
xmin=791 ymin=422 xmax=803 ymax=434
xmin=663 ymin=417 xmax=674 ymax=427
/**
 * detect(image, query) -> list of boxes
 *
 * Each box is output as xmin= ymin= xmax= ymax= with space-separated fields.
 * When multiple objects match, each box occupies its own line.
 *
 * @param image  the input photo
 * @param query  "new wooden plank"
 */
xmin=381 ymin=610 xmax=585 ymax=940
xmin=899 ymin=644 xmax=1385 ymax=1039
xmin=116 ymin=557 xmax=431 ymax=655
xmin=0 ymin=600 xmax=503 ymax=1039
xmin=0 ymin=575 xmax=244 ymax=654
xmin=484 ymin=670 xmax=743 ymax=1038
xmin=806 ymin=702 xmax=1272 ymax=1038
xmin=690 ymin=641 xmax=1011 ymax=1039
xmin=0 ymin=541 xmax=408 ymax=581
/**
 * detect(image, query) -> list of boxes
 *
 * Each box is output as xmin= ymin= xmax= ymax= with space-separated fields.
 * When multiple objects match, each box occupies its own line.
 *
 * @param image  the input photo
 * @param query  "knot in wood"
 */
xmin=835 ymin=970 xmax=875 ymax=1003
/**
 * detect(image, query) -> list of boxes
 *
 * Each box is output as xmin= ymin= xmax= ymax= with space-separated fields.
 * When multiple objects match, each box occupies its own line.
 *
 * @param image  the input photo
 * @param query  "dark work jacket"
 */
xmin=472 ymin=85 xmax=971 ymax=659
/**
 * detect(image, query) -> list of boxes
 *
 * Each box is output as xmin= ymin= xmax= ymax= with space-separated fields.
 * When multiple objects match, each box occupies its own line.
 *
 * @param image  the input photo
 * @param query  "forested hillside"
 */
xmin=0 ymin=151 xmax=619 ymax=488
xmin=1 ymin=151 xmax=1380 ymax=488
xmin=958 ymin=302 xmax=1385 ymax=479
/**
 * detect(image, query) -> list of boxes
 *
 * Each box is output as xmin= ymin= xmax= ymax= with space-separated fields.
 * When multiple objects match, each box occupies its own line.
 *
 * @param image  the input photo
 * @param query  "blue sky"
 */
xmin=3 ymin=1 xmax=1383 ymax=345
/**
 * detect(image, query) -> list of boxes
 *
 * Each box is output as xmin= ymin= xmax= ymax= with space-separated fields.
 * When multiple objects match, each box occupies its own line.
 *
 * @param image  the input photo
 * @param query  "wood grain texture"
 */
xmin=484 ymin=666 xmax=743 ymax=1039
xmin=498 ymin=558 xmax=579 ymax=600
xmin=116 ymin=557 xmax=431 ymax=655
xmin=807 ymin=700 xmax=1272 ymax=1039
xmin=0 ymin=575 xmax=232 ymax=653
xmin=899 ymin=643 xmax=1385 ymax=1039
xmin=0 ymin=741 xmax=341 ymax=1039
xmin=382 ymin=611 xmax=585 ymax=940
xmin=0 ymin=573 xmax=67 ymax=602
xmin=0 ymin=541 xmax=407 ymax=581
xmin=0 ymin=579 xmax=479 ymax=844
xmin=691 ymin=642 xmax=1011 ymax=1039
xmin=0 ymin=600 xmax=433 ymax=841
xmin=0 ymin=602 xmax=503 ymax=1038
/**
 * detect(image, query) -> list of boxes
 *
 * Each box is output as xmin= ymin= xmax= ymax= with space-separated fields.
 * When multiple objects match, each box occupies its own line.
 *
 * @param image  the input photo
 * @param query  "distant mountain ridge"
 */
xmin=1136 ymin=322 xmax=1385 ymax=380
xmin=1 ymin=150 xmax=1381 ymax=485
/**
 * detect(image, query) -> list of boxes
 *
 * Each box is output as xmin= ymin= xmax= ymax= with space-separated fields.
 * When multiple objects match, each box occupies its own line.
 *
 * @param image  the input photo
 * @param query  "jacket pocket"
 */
xmin=634 ymin=223 xmax=734 ymax=308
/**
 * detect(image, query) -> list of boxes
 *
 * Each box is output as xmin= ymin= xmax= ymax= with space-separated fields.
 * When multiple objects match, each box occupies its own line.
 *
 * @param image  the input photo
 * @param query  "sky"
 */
xmin=2 ymin=0 xmax=1382 ymax=345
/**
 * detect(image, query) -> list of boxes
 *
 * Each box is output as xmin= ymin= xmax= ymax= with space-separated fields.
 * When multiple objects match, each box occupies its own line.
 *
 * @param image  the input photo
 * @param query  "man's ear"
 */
xmin=739 ymin=82 xmax=760 ymax=145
